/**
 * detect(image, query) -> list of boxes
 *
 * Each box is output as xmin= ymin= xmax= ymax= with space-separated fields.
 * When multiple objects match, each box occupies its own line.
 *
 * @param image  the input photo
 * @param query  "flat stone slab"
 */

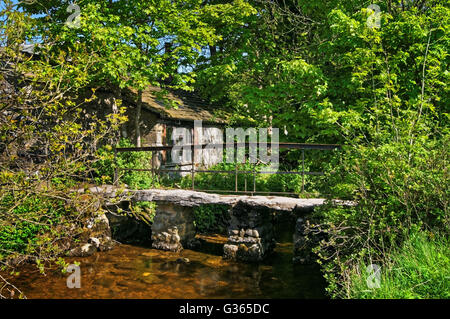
xmin=85 ymin=186 xmax=353 ymax=212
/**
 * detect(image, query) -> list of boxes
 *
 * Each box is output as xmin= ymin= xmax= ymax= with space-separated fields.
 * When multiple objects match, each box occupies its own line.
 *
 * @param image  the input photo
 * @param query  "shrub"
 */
xmin=0 ymin=189 xmax=93 ymax=264
xmin=311 ymin=137 xmax=449 ymax=298
xmin=93 ymin=138 xmax=157 ymax=189
xmin=346 ymin=232 xmax=449 ymax=299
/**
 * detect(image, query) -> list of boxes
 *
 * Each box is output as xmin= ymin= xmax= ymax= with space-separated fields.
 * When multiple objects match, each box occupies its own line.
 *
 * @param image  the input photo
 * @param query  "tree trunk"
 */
xmin=209 ymin=45 xmax=217 ymax=58
xmin=112 ymin=86 xmax=126 ymax=143
xmin=135 ymin=90 xmax=142 ymax=147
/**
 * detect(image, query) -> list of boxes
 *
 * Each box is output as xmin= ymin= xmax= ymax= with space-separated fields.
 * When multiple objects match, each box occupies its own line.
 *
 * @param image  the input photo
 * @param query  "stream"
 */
xmin=1 ymin=221 xmax=327 ymax=299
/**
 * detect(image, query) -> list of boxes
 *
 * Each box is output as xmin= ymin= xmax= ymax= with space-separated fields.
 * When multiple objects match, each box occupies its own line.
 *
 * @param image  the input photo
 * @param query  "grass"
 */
xmin=346 ymin=232 xmax=450 ymax=299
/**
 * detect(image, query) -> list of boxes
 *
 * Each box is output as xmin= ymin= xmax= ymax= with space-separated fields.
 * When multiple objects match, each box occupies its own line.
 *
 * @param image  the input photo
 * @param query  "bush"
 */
xmin=311 ymin=137 xmax=449 ymax=298
xmin=93 ymin=138 xmax=157 ymax=189
xmin=346 ymin=232 xmax=449 ymax=299
xmin=0 ymin=189 xmax=93 ymax=265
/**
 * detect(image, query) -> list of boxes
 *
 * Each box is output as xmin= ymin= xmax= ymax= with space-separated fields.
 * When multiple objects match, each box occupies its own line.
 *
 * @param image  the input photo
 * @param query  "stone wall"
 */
xmin=67 ymin=213 xmax=116 ymax=257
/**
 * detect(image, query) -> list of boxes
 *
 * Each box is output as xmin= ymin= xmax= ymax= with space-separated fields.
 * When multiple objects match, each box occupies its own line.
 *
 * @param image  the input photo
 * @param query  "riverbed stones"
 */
xmin=176 ymin=257 xmax=190 ymax=264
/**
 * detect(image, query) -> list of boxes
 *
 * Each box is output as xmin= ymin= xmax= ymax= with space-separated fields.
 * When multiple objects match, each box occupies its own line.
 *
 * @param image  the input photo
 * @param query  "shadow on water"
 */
xmin=1 ymin=214 xmax=327 ymax=299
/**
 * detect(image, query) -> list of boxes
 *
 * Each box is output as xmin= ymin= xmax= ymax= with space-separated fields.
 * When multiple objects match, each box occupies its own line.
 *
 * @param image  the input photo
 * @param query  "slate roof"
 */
xmin=126 ymin=86 xmax=227 ymax=124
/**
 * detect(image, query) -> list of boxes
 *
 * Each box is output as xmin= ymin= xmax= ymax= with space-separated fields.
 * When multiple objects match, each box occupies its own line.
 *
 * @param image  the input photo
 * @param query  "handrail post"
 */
xmin=253 ymin=164 xmax=256 ymax=195
xmin=113 ymin=147 xmax=118 ymax=186
xmin=302 ymin=149 xmax=305 ymax=193
xmin=235 ymin=163 xmax=238 ymax=193
xmin=191 ymin=144 xmax=195 ymax=190
xmin=244 ymin=153 xmax=247 ymax=193
xmin=151 ymin=150 xmax=155 ymax=188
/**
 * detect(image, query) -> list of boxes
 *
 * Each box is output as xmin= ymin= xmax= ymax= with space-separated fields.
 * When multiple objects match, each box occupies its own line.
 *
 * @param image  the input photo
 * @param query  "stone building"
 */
xmin=118 ymin=85 xmax=227 ymax=173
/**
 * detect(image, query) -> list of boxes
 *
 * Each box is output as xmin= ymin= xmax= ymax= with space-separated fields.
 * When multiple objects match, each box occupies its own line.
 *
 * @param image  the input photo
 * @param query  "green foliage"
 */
xmin=195 ymin=1 xmax=449 ymax=145
xmin=129 ymin=201 xmax=157 ymax=225
xmin=21 ymin=0 xmax=257 ymax=92
xmin=300 ymin=2 xmax=450 ymax=298
xmin=172 ymin=156 xmax=322 ymax=195
xmin=0 ymin=192 xmax=77 ymax=261
xmin=0 ymin=1 xmax=126 ymax=273
xmin=93 ymin=138 xmax=156 ymax=189
xmin=2 ymin=0 xmax=448 ymax=300
xmin=313 ymin=136 xmax=449 ymax=297
xmin=194 ymin=0 xmax=450 ymax=299
xmin=193 ymin=204 xmax=230 ymax=234
xmin=346 ymin=232 xmax=449 ymax=299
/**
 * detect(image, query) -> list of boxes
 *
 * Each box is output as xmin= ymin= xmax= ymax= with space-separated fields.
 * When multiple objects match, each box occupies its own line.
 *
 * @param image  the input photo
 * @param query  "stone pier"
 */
xmin=150 ymin=202 xmax=196 ymax=252
xmin=224 ymin=202 xmax=275 ymax=262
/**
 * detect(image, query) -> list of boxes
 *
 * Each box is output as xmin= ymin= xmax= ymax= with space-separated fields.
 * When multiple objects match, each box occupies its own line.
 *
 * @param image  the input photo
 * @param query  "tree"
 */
xmin=0 ymin=0 xmax=126 ymax=276
xmin=20 ymin=0 xmax=256 ymax=146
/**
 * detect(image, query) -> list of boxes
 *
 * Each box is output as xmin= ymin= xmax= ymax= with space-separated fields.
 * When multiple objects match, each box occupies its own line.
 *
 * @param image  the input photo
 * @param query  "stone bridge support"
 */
xmin=150 ymin=202 xmax=196 ymax=252
xmin=90 ymin=187 xmax=353 ymax=263
xmin=148 ymin=200 xmax=279 ymax=262
xmin=223 ymin=202 xmax=275 ymax=262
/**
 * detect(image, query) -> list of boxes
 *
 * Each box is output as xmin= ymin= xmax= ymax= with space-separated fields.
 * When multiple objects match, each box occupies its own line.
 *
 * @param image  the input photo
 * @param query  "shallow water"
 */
xmin=2 ymin=233 xmax=327 ymax=299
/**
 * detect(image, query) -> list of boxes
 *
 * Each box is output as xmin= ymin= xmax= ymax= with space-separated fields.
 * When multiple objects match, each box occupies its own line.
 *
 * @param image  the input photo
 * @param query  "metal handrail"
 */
xmin=113 ymin=142 xmax=340 ymax=196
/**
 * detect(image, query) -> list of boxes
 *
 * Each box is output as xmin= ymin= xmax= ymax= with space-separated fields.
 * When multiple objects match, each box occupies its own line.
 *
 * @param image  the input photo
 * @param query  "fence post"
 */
xmin=113 ymin=148 xmax=118 ymax=186
xmin=151 ymin=150 xmax=155 ymax=188
xmin=191 ymin=144 xmax=195 ymax=190
xmin=302 ymin=149 xmax=305 ymax=193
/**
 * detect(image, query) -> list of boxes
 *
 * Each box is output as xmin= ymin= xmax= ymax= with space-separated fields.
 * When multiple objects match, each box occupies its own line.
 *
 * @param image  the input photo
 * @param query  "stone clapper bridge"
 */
xmin=88 ymin=186 xmax=351 ymax=262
